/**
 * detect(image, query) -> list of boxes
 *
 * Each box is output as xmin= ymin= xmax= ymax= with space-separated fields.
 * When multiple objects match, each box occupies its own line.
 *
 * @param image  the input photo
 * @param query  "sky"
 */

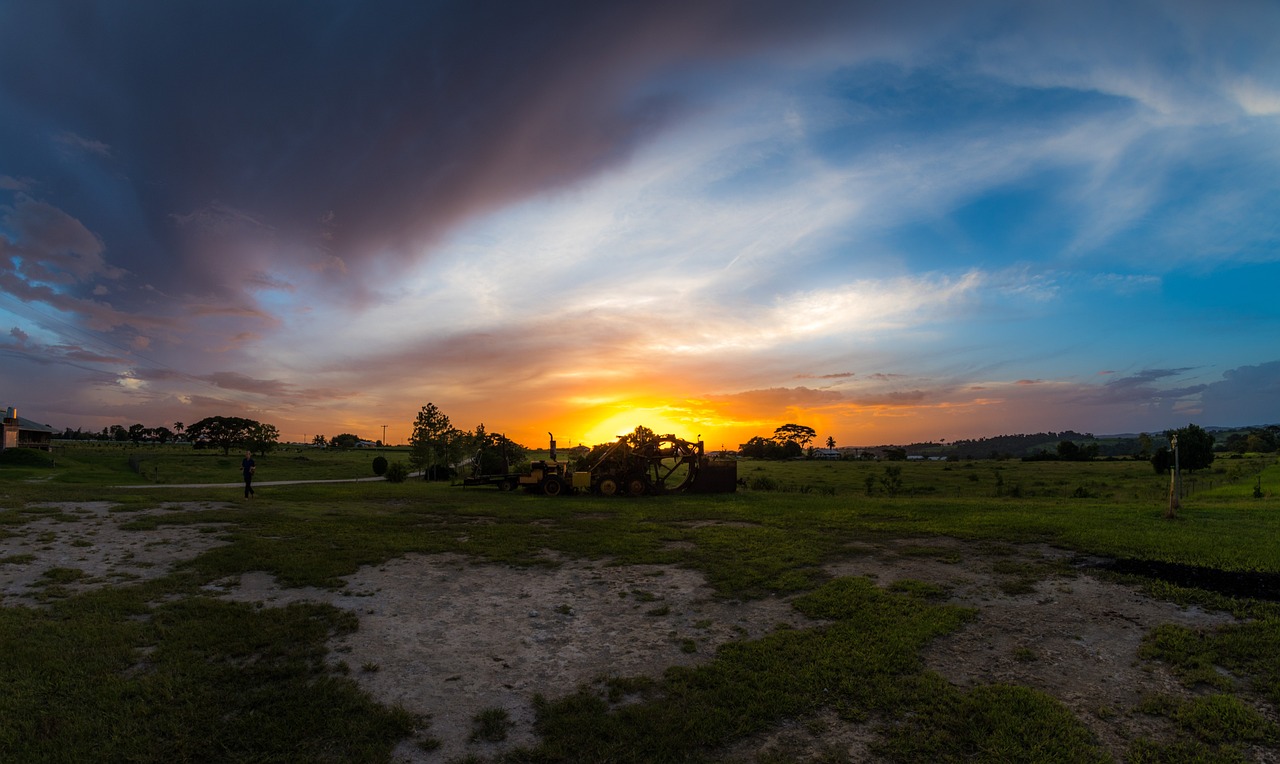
xmin=1 ymin=0 xmax=1278 ymax=450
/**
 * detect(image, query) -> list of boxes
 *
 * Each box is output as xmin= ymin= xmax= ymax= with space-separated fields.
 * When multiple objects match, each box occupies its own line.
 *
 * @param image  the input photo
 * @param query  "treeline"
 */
xmin=947 ymin=425 xmax=1277 ymax=461
xmin=57 ymin=417 xmax=280 ymax=456
xmin=947 ymin=431 xmax=1097 ymax=460
xmin=1221 ymin=426 xmax=1279 ymax=454
xmin=58 ymin=423 xmax=183 ymax=443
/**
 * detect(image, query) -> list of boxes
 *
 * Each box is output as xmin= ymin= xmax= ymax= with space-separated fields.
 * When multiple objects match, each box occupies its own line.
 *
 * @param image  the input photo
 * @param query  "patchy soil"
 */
xmin=0 ymin=502 xmax=230 ymax=606
xmin=1 ymin=503 xmax=1272 ymax=762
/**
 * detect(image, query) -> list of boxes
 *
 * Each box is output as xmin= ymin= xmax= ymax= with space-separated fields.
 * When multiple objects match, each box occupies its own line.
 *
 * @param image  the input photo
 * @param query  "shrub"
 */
xmin=371 ymin=455 xmax=388 ymax=476
xmin=384 ymin=461 xmax=409 ymax=483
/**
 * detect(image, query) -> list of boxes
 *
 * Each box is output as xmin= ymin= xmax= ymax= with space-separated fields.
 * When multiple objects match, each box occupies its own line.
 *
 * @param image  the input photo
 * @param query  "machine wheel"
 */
xmin=597 ymin=477 xmax=619 ymax=496
xmin=499 ymin=478 xmax=517 ymax=491
xmin=626 ymin=476 xmax=649 ymax=496
xmin=542 ymin=476 xmax=566 ymax=497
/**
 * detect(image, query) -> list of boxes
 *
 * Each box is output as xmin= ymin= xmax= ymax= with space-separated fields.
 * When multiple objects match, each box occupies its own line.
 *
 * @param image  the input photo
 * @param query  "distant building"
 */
xmin=1 ymin=407 xmax=56 ymax=452
xmin=814 ymin=449 xmax=841 ymax=460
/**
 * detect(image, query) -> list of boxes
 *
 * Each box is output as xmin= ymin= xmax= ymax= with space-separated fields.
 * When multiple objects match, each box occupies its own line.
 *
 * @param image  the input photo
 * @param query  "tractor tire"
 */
xmin=597 ymin=477 xmax=619 ymax=496
xmin=542 ymin=476 xmax=566 ymax=497
xmin=626 ymin=476 xmax=649 ymax=496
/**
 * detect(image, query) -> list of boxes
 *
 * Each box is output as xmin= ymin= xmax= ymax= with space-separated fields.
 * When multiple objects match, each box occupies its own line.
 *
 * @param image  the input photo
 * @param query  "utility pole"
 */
xmin=1166 ymin=434 xmax=1181 ymax=519
xmin=382 ymin=424 xmax=388 ymax=446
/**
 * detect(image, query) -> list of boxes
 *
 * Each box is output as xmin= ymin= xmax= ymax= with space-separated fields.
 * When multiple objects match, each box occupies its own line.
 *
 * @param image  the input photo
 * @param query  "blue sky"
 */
xmin=1 ymin=0 xmax=1277 ymax=447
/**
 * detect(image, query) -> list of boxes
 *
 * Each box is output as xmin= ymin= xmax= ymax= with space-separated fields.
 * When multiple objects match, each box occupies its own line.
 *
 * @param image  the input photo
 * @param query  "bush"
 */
xmin=384 ymin=461 xmax=409 ymax=483
xmin=371 ymin=455 xmax=388 ymax=476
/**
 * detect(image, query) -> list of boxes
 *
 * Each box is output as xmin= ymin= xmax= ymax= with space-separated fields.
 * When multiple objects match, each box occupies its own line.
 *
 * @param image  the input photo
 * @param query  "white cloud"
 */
xmin=1230 ymin=79 xmax=1280 ymax=116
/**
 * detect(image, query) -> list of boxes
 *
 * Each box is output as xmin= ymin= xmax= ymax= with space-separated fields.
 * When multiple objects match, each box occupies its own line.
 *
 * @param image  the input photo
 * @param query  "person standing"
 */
xmin=241 ymin=450 xmax=256 ymax=499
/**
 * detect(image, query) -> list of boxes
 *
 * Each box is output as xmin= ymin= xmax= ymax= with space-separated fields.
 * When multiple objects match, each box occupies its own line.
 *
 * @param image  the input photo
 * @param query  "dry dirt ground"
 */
xmin=1 ymin=502 xmax=1271 ymax=763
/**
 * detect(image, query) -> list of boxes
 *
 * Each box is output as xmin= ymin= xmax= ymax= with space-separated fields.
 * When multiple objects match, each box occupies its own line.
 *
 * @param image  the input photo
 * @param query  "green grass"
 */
xmin=0 ymin=585 xmax=417 ymax=761
xmin=1 ymin=447 xmax=1278 ymax=761
xmin=36 ymin=442 xmax=411 ymax=485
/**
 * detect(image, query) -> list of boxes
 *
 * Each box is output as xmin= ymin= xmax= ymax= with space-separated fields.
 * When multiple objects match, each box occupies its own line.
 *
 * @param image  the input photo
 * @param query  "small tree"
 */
xmin=384 ymin=461 xmax=409 ymax=483
xmin=1151 ymin=447 xmax=1172 ymax=474
xmin=879 ymin=465 xmax=903 ymax=497
xmin=372 ymin=455 xmax=388 ymax=476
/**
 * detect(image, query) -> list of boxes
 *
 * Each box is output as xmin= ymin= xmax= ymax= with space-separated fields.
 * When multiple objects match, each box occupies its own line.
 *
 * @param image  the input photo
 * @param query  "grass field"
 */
xmin=1 ymin=444 xmax=1278 ymax=762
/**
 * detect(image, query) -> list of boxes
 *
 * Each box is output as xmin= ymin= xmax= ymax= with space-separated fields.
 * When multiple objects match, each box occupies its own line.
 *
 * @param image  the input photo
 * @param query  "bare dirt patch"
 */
xmin=216 ymin=553 xmax=811 ymax=762
xmin=2 ymin=504 xmax=1269 ymax=762
xmin=0 ymin=501 xmax=230 ymax=606
xmin=826 ymin=537 xmax=1248 ymax=762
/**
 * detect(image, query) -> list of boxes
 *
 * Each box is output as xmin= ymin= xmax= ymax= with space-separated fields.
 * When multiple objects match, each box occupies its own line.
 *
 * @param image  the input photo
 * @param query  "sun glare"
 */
xmin=577 ymin=409 xmax=705 ymax=448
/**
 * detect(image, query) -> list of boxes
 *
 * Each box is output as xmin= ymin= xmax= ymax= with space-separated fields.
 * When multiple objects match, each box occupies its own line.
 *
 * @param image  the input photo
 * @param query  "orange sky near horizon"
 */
xmin=272 ymin=378 xmax=1100 ymax=451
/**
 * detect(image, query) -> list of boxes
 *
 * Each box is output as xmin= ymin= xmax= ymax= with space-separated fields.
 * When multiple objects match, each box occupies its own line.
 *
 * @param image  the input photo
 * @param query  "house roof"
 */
xmin=3 ymin=412 xmax=56 ymax=434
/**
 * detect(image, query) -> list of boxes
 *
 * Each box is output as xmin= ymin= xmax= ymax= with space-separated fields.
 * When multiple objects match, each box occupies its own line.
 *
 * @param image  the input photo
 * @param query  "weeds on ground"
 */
xmin=0 ymin=585 xmax=417 ymax=761
xmin=470 ymin=707 xmax=513 ymax=743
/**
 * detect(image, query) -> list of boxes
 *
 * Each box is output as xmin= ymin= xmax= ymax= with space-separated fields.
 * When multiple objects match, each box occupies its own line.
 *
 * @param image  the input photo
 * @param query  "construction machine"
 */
xmin=462 ymin=432 xmax=736 ymax=496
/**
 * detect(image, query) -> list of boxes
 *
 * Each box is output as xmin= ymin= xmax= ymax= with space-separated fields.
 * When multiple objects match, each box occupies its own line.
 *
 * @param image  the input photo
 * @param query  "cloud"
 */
xmin=1197 ymin=361 xmax=1280 ymax=425
xmin=1230 ymin=78 xmax=1280 ymax=116
xmin=1078 ymin=368 xmax=1205 ymax=406
xmin=54 ymin=131 xmax=112 ymax=157
xmin=2 ymin=196 xmax=114 ymax=283
xmin=202 ymin=371 xmax=294 ymax=397
xmin=2 ymin=1 xmax=1277 ymax=447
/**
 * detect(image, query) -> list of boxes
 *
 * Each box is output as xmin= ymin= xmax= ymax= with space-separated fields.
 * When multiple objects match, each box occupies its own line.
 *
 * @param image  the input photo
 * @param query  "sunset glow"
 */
xmin=1 ymin=2 xmax=1278 ymax=449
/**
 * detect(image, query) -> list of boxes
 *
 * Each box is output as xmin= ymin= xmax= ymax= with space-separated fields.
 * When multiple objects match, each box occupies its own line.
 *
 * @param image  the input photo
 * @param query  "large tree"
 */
xmin=410 ymin=403 xmax=460 ymax=480
xmin=329 ymin=433 xmax=362 ymax=449
xmin=186 ymin=416 xmax=268 ymax=455
xmin=245 ymin=422 xmax=280 ymax=456
xmin=773 ymin=423 xmax=816 ymax=449
xmin=1162 ymin=423 xmax=1215 ymax=472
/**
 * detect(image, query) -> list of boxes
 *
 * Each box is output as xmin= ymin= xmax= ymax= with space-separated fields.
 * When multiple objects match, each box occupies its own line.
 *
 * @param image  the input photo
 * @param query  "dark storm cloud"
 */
xmin=1079 ymin=368 xmax=1206 ymax=406
xmin=0 ymin=333 xmax=128 ymax=368
xmin=1 ymin=195 xmax=115 ymax=283
xmin=1198 ymin=361 xmax=1280 ymax=425
xmin=0 ymin=0 xmax=887 ymax=308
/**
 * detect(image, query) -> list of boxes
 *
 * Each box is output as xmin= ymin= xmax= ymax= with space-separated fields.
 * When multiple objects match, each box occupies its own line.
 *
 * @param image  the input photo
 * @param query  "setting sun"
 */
xmin=570 ymin=406 xmax=707 ymax=450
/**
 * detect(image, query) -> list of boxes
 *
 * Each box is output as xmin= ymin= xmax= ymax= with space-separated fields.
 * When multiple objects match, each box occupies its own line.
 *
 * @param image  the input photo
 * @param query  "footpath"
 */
xmin=115 ymin=473 xmax=422 ymax=489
